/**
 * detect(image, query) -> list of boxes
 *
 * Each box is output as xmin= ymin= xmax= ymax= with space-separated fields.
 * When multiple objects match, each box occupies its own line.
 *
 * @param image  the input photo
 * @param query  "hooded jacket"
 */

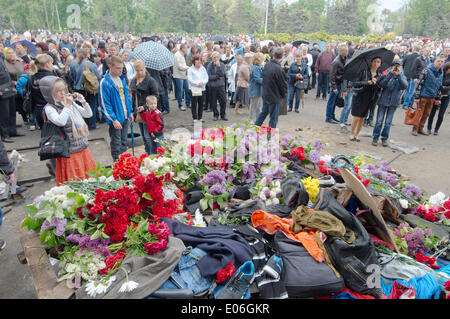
xmin=419 ymin=64 xmax=444 ymax=99
xmin=39 ymin=76 xmax=91 ymax=154
xmin=99 ymin=70 xmax=133 ymax=125
xmin=377 ymin=69 xmax=408 ymax=107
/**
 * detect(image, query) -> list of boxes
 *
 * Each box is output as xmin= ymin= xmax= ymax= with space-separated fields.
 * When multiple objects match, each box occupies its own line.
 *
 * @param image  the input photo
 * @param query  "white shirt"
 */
xmin=187 ymin=65 xmax=209 ymax=91
xmin=44 ymin=102 xmax=92 ymax=127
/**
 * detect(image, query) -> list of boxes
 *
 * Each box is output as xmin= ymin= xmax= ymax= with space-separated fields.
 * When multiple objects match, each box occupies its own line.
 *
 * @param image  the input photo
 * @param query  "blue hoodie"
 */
xmin=99 ymin=70 xmax=133 ymax=125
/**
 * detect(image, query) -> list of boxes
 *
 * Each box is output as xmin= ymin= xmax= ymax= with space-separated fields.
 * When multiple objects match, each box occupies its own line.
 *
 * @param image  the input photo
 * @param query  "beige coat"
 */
xmin=237 ymin=62 xmax=250 ymax=88
xmin=173 ymin=50 xmax=189 ymax=80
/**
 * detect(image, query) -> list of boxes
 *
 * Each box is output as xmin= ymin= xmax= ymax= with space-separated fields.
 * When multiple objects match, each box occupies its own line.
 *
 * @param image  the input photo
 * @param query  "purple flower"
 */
xmin=309 ymin=150 xmax=321 ymax=164
xmin=208 ymin=183 xmax=226 ymax=196
xmin=40 ymin=217 xmax=66 ymax=236
xmin=424 ymin=228 xmax=432 ymax=236
xmin=200 ymin=170 xmax=228 ymax=185
xmin=313 ymin=139 xmax=326 ymax=152
xmin=413 ymin=228 xmax=424 ymax=242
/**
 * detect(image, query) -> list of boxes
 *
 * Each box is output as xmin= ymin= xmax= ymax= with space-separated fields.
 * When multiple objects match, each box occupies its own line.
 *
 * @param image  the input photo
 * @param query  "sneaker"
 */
xmin=0 ymin=239 xmax=5 ymax=251
xmin=411 ymin=130 xmax=418 ymax=136
xmin=427 ymin=130 xmax=432 ymax=135
xmin=434 ymin=131 xmax=438 ymax=136
xmin=29 ymin=125 xmax=36 ymax=131
xmin=418 ymin=130 xmax=429 ymax=136
xmin=372 ymin=139 xmax=378 ymax=146
xmin=217 ymin=261 xmax=254 ymax=299
xmin=263 ymin=255 xmax=283 ymax=280
xmin=381 ymin=140 xmax=388 ymax=147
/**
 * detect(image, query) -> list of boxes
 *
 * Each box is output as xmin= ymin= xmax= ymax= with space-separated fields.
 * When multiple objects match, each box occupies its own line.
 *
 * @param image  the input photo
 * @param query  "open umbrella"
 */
xmin=210 ymin=35 xmax=227 ymax=43
xmin=133 ymin=41 xmax=174 ymax=71
xmin=9 ymin=40 xmax=38 ymax=56
xmin=343 ymin=47 xmax=395 ymax=82
xmin=292 ymin=39 xmax=309 ymax=48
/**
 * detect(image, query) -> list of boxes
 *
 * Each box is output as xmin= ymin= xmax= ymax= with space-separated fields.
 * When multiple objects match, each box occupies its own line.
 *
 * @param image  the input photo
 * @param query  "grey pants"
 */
xmin=109 ymin=119 xmax=129 ymax=162
xmin=249 ymin=96 xmax=262 ymax=124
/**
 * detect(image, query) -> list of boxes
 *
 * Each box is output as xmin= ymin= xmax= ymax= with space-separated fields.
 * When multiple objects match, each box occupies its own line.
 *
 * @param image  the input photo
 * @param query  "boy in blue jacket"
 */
xmin=99 ymin=56 xmax=134 ymax=162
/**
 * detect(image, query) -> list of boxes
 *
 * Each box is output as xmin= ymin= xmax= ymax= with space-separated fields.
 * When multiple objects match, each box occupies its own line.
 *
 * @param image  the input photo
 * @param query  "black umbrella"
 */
xmin=343 ymin=47 xmax=395 ymax=82
xmin=210 ymin=35 xmax=227 ymax=43
xmin=292 ymin=39 xmax=309 ymax=47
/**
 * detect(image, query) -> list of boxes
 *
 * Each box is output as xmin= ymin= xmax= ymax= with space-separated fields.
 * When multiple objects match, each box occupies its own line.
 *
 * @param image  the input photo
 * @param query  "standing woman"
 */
xmin=349 ymin=57 xmax=382 ymax=142
xmin=287 ymin=52 xmax=309 ymax=113
xmin=427 ymin=62 xmax=450 ymax=135
xmin=121 ymin=50 xmax=136 ymax=82
xmin=187 ymin=54 xmax=209 ymax=122
xmin=234 ymin=53 xmax=252 ymax=114
xmin=2 ymin=47 xmax=27 ymax=137
xmin=299 ymin=44 xmax=313 ymax=94
xmin=248 ymin=52 xmax=264 ymax=123
xmin=39 ymin=76 xmax=96 ymax=186
xmin=130 ymin=60 xmax=159 ymax=155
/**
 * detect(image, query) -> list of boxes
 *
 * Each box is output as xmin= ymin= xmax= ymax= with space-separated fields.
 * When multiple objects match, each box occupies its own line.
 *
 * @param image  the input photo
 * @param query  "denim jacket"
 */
xmin=249 ymin=64 xmax=263 ymax=97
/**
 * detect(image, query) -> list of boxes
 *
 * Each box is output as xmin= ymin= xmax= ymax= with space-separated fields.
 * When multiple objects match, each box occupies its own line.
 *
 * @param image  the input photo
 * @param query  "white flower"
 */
xmin=399 ymin=199 xmax=409 ymax=209
xmin=265 ymin=199 xmax=273 ymax=206
xmin=193 ymin=209 xmax=206 ymax=227
xmin=259 ymin=192 xmax=266 ymax=201
xmin=270 ymin=191 xmax=276 ymax=199
xmin=272 ymin=198 xmax=280 ymax=205
xmin=85 ymin=276 xmax=116 ymax=298
xmin=99 ymin=176 xmax=107 ymax=183
xmin=119 ymin=280 xmax=139 ymax=293
xmin=428 ymin=192 xmax=446 ymax=206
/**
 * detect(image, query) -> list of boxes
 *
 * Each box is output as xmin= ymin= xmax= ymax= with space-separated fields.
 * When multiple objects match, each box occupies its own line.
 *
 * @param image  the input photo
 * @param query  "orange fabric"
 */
xmin=55 ymin=147 xmax=96 ymax=186
xmin=251 ymin=210 xmax=325 ymax=263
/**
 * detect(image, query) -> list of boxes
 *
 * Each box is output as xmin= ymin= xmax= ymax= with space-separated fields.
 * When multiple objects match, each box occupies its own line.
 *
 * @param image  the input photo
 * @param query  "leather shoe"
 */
xmin=213 ymin=117 xmax=218 ymax=121
xmin=418 ymin=131 xmax=429 ymax=136
xmin=221 ymin=117 xmax=228 ymax=121
xmin=326 ymin=119 xmax=339 ymax=124
xmin=2 ymin=137 xmax=13 ymax=143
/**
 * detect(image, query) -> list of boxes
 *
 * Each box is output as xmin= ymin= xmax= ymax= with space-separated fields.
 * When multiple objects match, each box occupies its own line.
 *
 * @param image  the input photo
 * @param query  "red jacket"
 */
xmin=140 ymin=108 xmax=164 ymax=137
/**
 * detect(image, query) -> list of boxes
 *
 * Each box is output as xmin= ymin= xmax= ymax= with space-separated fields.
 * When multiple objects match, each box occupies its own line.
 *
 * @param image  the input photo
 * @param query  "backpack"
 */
xmin=82 ymin=61 xmax=99 ymax=94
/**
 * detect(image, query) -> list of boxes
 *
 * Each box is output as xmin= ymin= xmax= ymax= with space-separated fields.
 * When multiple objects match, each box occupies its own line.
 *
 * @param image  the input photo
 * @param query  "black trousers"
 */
xmin=210 ymin=86 xmax=227 ymax=119
xmin=0 ymin=96 xmax=17 ymax=138
xmin=189 ymin=90 xmax=205 ymax=120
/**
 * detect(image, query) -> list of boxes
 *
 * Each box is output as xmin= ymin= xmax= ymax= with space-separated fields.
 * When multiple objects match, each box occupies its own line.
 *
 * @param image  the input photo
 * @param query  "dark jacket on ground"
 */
xmin=0 ymin=140 xmax=14 ymax=176
xmin=377 ymin=69 xmax=408 ymax=107
xmin=329 ymin=55 xmax=348 ymax=91
xmin=262 ymin=59 xmax=288 ymax=104
xmin=207 ymin=61 xmax=227 ymax=88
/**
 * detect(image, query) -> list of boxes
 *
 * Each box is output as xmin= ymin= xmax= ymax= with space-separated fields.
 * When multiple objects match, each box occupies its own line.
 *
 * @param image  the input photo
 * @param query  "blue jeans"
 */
xmin=109 ymin=119 xmax=129 ymax=162
xmin=326 ymin=85 xmax=341 ymax=121
xmin=149 ymin=134 xmax=163 ymax=155
xmin=288 ymin=83 xmax=301 ymax=111
xmin=372 ymin=105 xmax=397 ymax=141
xmin=427 ymin=95 xmax=450 ymax=133
xmin=174 ymin=78 xmax=190 ymax=108
xmin=148 ymin=247 xmax=213 ymax=298
xmin=138 ymin=123 xmax=152 ymax=155
xmin=255 ymin=100 xmax=280 ymax=128
xmin=339 ymin=90 xmax=354 ymax=125
xmin=403 ymin=78 xmax=416 ymax=108
xmin=316 ymin=72 xmax=329 ymax=99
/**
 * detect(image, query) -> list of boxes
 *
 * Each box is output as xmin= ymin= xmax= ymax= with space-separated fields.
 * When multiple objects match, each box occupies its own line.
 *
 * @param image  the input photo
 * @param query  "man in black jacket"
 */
xmin=255 ymin=48 xmax=287 ymax=128
xmin=325 ymin=44 xmax=348 ymax=124
xmin=309 ymin=43 xmax=321 ymax=89
xmin=0 ymin=139 xmax=15 ymax=250
xmin=207 ymin=52 xmax=228 ymax=121
xmin=402 ymin=45 xmax=423 ymax=109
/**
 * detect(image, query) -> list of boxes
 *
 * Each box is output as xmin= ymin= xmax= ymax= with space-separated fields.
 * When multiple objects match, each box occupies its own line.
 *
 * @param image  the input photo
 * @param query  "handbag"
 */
xmin=336 ymin=96 xmax=345 ymax=108
xmin=0 ymin=81 xmax=17 ymax=99
xmin=404 ymin=104 xmax=422 ymax=126
xmin=294 ymin=79 xmax=308 ymax=91
xmin=38 ymin=109 xmax=70 ymax=161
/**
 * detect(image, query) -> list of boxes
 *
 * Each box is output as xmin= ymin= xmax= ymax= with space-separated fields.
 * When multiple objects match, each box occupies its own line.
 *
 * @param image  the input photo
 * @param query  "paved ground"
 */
xmin=1 ymin=90 xmax=449 ymax=299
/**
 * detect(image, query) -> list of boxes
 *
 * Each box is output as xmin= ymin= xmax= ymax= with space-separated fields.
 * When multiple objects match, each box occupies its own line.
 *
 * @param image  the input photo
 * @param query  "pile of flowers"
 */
xmin=250 ymin=177 xmax=283 ymax=206
xmin=392 ymin=223 xmax=439 ymax=258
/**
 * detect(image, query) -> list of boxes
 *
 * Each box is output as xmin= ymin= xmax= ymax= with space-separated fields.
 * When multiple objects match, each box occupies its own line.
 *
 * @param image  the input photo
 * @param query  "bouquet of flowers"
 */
xmin=250 ymin=176 xmax=283 ymax=206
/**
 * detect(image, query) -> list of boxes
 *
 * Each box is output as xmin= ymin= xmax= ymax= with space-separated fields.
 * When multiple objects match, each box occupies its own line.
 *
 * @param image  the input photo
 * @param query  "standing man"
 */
xmin=173 ymin=44 xmax=191 ymax=111
xmin=58 ymin=34 xmax=75 ymax=56
xmin=412 ymin=55 xmax=445 ymax=136
xmin=309 ymin=43 xmax=321 ymax=90
xmin=99 ymin=56 xmax=134 ymax=162
xmin=315 ymin=43 xmax=336 ymax=100
xmin=325 ymin=44 xmax=348 ymax=124
xmin=207 ymin=52 xmax=228 ymax=121
xmin=402 ymin=45 xmax=423 ymax=109
xmin=254 ymin=48 xmax=287 ymax=129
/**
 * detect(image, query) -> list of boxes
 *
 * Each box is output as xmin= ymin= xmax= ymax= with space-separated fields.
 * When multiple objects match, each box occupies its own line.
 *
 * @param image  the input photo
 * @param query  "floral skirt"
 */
xmin=56 ymin=147 xmax=96 ymax=186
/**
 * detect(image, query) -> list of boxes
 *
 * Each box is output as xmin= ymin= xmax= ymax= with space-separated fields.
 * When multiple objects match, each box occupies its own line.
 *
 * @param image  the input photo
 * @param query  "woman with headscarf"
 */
xmin=40 ymin=76 xmax=96 ymax=186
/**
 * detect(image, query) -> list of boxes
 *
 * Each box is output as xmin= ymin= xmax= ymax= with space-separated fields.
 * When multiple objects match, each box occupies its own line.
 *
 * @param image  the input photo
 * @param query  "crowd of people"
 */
xmin=0 ymin=30 xmax=449 ymax=185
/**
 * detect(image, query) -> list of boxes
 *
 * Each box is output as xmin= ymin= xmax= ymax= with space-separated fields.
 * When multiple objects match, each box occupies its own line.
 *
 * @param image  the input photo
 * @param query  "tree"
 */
xmin=200 ymin=0 xmax=216 ymax=34
xmin=325 ymin=0 xmax=360 ymax=35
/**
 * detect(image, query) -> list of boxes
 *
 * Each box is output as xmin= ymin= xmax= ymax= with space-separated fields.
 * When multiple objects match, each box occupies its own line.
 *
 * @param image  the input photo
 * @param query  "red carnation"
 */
xmin=445 ymin=280 xmax=450 ymax=292
xmin=156 ymin=147 xmax=165 ymax=154
xmin=424 ymin=212 xmax=436 ymax=222
xmin=362 ymin=179 xmax=371 ymax=187
xmin=445 ymin=210 xmax=450 ymax=219
xmin=216 ymin=261 xmax=235 ymax=283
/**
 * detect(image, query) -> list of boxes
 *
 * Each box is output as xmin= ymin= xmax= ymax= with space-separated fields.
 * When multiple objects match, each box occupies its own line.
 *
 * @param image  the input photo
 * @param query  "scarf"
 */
xmin=55 ymin=100 xmax=89 ymax=139
xmin=3 ymin=48 xmax=24 ymax=63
